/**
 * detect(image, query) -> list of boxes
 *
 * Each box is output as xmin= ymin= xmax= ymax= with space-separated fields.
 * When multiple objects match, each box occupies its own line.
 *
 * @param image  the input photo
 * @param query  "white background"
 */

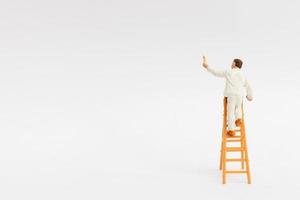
xmin=1 ymin=0 xmax=300 ymax=199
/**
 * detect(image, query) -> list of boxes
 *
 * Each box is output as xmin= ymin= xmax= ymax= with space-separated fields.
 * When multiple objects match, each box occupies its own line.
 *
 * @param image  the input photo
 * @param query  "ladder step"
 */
xmin=226 ymin=147 xmax=245 ymax=151
xmin=226 ymin=128 xmax=241 ymax=132
xmin=225 ymin=170 xmax=248 ymax=174
xmin=225 ymin=158 xmax=247 ymax=162
xmin=225 ymin=135 xmax=241 ymax=138
xmin=226 ymin=139 xmax=241 ymax=142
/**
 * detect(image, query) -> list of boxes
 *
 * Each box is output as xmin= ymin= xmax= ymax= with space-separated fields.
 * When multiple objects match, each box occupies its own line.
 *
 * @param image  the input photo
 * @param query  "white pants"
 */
xmin=227 ymin=95 xmax=243 ymax=131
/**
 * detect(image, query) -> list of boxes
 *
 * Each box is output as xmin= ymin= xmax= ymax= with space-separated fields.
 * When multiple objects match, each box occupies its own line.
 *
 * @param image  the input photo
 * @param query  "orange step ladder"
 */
xmin=219 ymin=97 xmax=251 ymax=184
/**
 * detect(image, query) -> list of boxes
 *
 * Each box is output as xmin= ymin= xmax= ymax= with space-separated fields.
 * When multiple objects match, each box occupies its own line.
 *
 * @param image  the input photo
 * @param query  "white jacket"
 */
xmin=206 ymin=66 xmax=253 ymax=98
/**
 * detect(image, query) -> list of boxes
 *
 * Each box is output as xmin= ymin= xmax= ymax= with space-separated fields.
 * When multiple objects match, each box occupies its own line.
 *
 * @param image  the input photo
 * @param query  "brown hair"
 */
xmin=233 ymin=58 xmax=243 ymax=69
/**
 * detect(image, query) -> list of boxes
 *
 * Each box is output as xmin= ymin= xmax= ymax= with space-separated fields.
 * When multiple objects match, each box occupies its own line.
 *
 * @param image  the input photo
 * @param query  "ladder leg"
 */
xmin=220 ymin=98 xmax=227 ymax=171
xmin=244 ymin=141 xmax=252 ymax=184
xmin=241 ymin=151 xmax=245 ymax=169
xmin=219 ymin=142 xmax=223 ymax=170
xmin=245 ymin=155 xmax=251 ymax=183
xmin=242 ymin=119 xmax=251 ymax=184
xmin=241 ymin=139 xmax=245 ymax=169
xmin=219 ymin=130 xmax=226 ymax=170
xmin=222 ymin=142 xmax=227 ymax=184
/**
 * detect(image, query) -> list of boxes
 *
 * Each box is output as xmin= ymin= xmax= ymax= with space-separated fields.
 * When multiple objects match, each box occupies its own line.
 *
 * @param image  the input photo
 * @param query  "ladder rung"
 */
xmin=226 ymin=139 xmax=241 ymax=142
xmin=225 ymin=170 xmax=248 ymax=174
xmin=225 ymin=135 xmax=241 ymax=138
xmin=226 ymin=128 xmax=241 ymax=132
xmin=226 ymin=147 xmax=245 ymax=151
xmin=226 ymin=158 xmax=247 ymax=162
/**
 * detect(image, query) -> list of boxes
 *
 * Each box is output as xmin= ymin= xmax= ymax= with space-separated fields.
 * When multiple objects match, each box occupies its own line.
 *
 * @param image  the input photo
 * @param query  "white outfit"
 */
xmin=226 ymin=95 xmax=243 ymax=130
xmin=206 ymin=66 xmax=253 ymax=130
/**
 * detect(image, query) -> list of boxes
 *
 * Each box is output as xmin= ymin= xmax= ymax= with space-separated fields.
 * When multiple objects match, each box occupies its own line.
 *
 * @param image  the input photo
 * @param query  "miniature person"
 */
xmin=202 ymin=56 xmax=253 ymax=136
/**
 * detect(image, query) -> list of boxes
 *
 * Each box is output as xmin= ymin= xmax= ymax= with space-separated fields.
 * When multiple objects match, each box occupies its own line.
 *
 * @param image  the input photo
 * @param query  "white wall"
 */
xmin=0 ymin=0 xmax=299 ymax=199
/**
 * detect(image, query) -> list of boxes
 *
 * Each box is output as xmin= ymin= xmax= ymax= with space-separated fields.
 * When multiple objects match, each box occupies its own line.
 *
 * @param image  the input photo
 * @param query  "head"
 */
xmin=231 ymin=58 xmax=243 ymax=69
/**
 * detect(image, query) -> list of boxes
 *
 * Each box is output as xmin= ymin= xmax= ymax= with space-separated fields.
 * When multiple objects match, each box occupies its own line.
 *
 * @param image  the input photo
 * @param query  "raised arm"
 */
xmin=202 ymin=56 xmax=226 ymax=78
xmin=245 ymin=79 xmax=253 ymax=101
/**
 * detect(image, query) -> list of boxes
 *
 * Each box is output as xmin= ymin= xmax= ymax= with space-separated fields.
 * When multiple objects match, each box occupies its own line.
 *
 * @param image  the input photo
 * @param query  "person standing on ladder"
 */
xmin=201 ymin=56 xmax=253 ymax=136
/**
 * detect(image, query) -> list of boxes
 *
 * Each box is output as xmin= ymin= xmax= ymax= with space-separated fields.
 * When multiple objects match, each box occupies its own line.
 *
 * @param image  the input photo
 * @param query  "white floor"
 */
xmin=1 ymin=0 xmax=300 ymax=199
